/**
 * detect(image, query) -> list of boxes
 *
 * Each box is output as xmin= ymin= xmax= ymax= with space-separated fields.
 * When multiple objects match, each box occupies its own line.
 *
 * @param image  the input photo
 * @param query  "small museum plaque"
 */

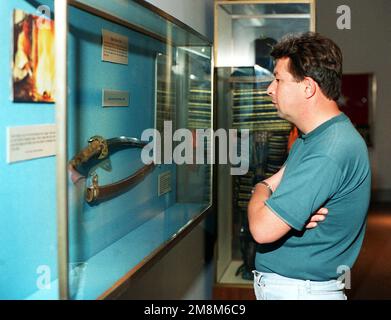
xmin=7 ymin=124 xmax=56 ymax=163
xmin=102 ymin=89 xmax=129 ymax=107
xmin=158 ymin=171 xmax=172 ymax=196
xmin=102 ymin=29 xmax=128 ymax=65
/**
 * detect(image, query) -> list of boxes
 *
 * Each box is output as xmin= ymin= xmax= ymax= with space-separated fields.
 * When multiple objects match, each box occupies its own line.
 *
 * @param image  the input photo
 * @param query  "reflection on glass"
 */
xmin=215 ymin=0 xmax=314 ymax=283
xmin=216 ymin=2 xmax=312 ymax=67
xmin=175 ymin=46 xmax=212 ymax=205
xmin=222 ymin=3 xmax=311 ymax=15
xmin=227 ymin=66 xmax=291 ymax=280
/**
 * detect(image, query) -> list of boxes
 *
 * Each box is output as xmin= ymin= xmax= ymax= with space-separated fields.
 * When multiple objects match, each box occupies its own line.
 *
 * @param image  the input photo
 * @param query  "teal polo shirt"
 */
xmin=255 ymin=113 xmax=371 ymax=281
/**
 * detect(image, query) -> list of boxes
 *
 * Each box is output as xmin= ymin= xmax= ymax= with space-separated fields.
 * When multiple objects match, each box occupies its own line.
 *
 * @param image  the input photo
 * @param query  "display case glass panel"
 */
xmin=214 ymin=0 xmax=315 ymax=289
xmin=65 ymin=0 xmax=212 ymax=299
xmin=215 ymin=0 xmax=315 ymax=67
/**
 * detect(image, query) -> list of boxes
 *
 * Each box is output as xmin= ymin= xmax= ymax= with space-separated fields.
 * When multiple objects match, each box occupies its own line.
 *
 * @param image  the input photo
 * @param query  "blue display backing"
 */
xmin=0 ymin=0 xmax=58 ymax=300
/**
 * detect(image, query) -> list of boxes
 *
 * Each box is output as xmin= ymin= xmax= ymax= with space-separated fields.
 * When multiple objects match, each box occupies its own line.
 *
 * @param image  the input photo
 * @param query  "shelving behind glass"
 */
xmin=214 ymin=0 xmax=315 ymax=286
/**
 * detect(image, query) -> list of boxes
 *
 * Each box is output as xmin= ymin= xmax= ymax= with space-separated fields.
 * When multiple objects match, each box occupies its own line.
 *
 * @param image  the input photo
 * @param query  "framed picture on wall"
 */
xmin=12 ymin=9 xmax=55 ymax=103
xmin=338 ymin=73 xmax=375 ymax=147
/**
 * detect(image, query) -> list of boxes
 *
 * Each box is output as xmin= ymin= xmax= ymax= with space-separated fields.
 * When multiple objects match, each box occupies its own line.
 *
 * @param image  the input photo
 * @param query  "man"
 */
xmin=248 ymin=32 xmax=371 ymax=300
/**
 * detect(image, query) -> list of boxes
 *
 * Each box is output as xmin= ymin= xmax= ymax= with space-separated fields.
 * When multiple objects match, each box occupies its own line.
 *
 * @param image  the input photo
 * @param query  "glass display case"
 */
xmin=63 ymin=0 xmax=213 ymax=300
xmin=214 ymin=0 xmax=315 ymax=292
xmin=0 ymin=0 xmax=212 ymax=300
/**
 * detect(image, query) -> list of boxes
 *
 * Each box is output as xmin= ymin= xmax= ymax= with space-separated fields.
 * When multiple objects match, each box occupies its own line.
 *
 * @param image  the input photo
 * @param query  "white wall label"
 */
xmin=102 ymin=89 xmax=129 ymax=107
xmin=102 ymin=29 xmax=128 ymax=65
xmin=7 ymin=124 xmax=56 ymax=163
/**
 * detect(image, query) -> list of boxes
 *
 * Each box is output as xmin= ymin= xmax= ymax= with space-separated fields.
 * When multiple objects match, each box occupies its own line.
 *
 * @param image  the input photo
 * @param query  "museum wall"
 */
xmin=316 ymin=0 xmax=391 ymax=201
xmin=0 ymin=0 xmax=58 ymax=299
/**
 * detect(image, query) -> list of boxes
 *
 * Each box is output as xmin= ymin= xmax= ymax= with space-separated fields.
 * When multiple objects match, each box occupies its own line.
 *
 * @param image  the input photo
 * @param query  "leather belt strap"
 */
xmin=69 ymin=135 xmax=154 ymax=204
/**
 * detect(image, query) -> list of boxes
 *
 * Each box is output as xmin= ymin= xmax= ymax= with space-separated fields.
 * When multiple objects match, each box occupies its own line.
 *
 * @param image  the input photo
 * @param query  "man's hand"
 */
xmin=305 ymin=207 xmax=328 ymax=229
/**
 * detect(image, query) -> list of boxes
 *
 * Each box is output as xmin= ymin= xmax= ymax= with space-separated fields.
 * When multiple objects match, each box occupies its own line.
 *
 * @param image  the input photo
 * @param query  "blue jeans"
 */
xmin=253 ymin=270 xmax=347 ymax=300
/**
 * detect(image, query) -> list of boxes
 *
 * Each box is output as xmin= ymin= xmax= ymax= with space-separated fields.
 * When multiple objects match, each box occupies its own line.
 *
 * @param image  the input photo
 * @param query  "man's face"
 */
xmin=267 ymin=57 xmax=305 ymax=122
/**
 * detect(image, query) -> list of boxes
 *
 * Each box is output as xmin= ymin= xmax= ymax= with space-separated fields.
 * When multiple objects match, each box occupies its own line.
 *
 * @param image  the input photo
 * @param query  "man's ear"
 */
xmin=303 ymin=77 xmax=317 ymax=98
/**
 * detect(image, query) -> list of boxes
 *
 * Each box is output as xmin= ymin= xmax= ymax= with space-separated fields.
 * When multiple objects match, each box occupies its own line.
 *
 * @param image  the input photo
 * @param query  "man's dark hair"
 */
xmin=271 ymin=32 xmax=343 ymax=101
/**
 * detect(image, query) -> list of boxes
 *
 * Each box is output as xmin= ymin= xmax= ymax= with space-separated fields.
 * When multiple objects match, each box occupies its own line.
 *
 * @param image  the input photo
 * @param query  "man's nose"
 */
xmin=267 ymin=80 xmax=275 ymax=97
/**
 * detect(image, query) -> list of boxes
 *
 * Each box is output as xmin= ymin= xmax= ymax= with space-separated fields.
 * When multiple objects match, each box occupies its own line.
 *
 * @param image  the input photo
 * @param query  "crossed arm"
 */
xmin=247 ymin=166 xmax=328 ymax=244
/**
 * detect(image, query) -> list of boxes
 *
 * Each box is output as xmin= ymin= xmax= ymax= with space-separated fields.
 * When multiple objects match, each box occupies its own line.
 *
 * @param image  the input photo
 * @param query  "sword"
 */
xmin=69 ymin=135 xmax=155 ymax=204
